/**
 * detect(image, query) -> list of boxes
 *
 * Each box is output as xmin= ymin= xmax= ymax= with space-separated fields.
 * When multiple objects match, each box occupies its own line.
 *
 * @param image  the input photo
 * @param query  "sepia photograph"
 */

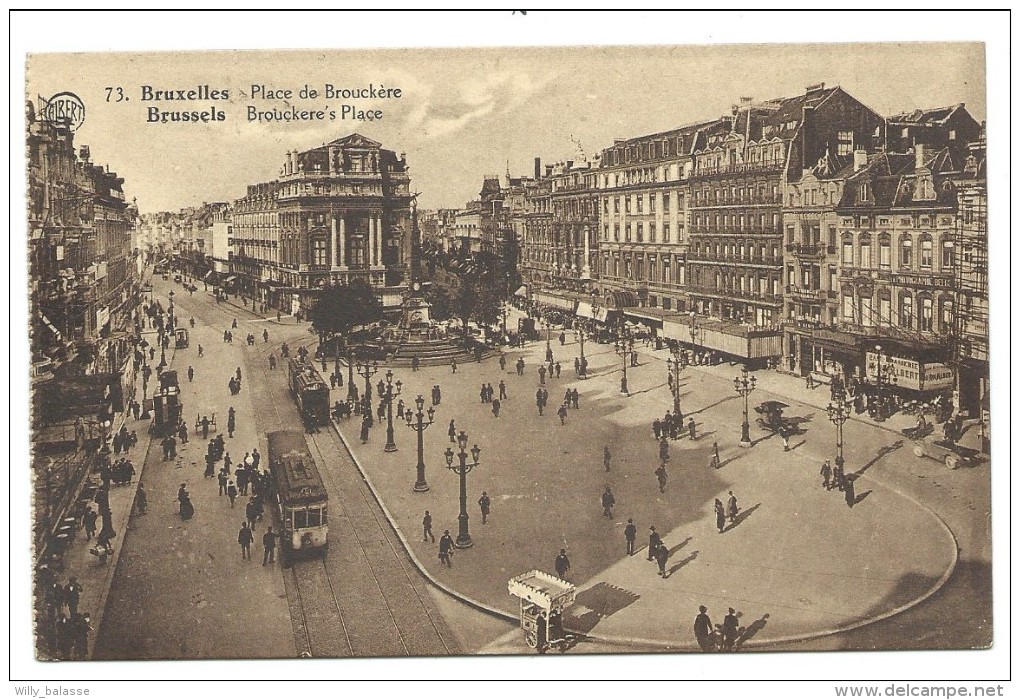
xmin=11 ymin=10 xmax=1010 ymax=691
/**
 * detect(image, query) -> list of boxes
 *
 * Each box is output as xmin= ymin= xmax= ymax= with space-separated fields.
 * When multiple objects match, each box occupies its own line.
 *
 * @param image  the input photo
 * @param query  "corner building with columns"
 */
xmin=231 ymin=133 xmax=413 ymax=312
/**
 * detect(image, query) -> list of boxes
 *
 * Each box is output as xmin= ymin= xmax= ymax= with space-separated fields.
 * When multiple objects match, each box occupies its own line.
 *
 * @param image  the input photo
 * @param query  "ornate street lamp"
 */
xmin=355 ymin=357 xmax=379 ymax=415
xmin=382 ymin=369 xmax=402 ymax=453
xmin=346 ymin=344 xmax=357 ymax=401
xmin=444 ymin=431 xmax=481 ymax=549
xmin=614 ymin=324 xmax=631 ymax=396
xmin=827 ymin=393 xmax=853 ymax=475
xmin=871 ymin=344 xmax=897 ymax=422
xmin=544 ymin=320 xmax=552 ymax=353
xmin=734 ymin=366 xmax=757 ymax=447
xmin=405 ymin=395 xmax=436 ymax=492
xmin=667 ymin=351 xmax=683 ymax=416
xmin=689 ymin=311 xmax=701 ymax=360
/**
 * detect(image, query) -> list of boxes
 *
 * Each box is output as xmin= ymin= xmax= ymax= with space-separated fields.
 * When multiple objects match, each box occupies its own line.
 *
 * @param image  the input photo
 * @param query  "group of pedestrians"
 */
xmin=652 ymin=410 xmax=695 ymax=442
xmin=237 ymin=521 xmax=277 ymax=565
xmin=693 ymin=604 xmax=744 ymax=652
xmin=713 ymin=491 xmax=741 ymax=533
xmin=819 ymin=459 xmax=857 ymax=508
xmin=37 ymin=568 xmax=92 ymax=660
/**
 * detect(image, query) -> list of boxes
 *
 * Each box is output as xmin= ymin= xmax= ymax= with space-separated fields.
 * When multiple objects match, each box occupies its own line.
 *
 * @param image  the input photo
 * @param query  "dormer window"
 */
xmin=917 ymin=177 xmax=935 ymax=200
xmin=859 ymin=182 xmax=871 ymax=201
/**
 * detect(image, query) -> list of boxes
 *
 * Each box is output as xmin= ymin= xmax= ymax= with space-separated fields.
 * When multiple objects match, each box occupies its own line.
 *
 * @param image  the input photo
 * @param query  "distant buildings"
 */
xmin=230 ymin=133 xmax=413 ymax=312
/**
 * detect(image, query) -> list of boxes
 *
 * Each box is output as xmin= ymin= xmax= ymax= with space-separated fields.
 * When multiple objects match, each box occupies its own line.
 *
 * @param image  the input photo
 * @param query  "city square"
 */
xmin=24 ymin=41 xmax=992 ymax=665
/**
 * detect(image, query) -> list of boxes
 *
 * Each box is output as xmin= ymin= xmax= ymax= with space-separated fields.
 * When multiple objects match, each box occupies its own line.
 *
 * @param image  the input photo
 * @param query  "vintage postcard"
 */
xmin=24 ymin=40 xmax=992 ymax=667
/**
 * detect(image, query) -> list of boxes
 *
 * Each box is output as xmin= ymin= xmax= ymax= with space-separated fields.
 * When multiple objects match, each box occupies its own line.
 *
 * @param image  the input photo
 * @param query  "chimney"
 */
xmin=806 ymin=82 xmax=826 ymax=94
xmin=545 ymin=165 xmax=554 ymax=177
xmin=565 ymin=160 xmax=574 ymax=171
xmin=915 ymin=143 xmax=927 ymax=169
xmin=534 ymin=157 xmax=541 ymax=180
xmin=853 ymin=150 xmax=868 ymax=171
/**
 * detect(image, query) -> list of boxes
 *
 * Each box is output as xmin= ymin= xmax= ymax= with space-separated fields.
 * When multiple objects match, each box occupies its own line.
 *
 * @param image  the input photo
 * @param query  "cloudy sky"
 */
xmin=27 ymin=42 xmax=984 ymax=213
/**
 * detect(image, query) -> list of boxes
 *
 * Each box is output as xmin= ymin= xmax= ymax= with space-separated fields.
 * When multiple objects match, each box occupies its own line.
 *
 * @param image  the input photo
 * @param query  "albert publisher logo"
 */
xmin=42 ymin=92 xmax=85 ymax=131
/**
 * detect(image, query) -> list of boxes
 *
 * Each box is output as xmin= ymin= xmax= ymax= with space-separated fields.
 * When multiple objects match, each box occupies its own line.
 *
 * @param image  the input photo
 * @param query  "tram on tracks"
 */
xmin=266 ymin=430 xmax=329 ymax=565
xmin=287 ymin=358 xmax=331 ymax=428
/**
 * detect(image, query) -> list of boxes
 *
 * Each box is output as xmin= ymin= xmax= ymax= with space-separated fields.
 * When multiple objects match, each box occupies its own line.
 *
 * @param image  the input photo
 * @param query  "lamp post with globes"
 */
xmin=355 ymin=357 xmax=379 ymax=416
xmin=405 ymin=395 xmax=436 ymax=492
xmin=382 ymin=370 xmax=402 ymax=453
xmin=689 ymin=310 xmax=702 ymax=363
xmin=871 ymin=344 xmax=897 ymax=422
xmin=827 ymin=392 xmax=852 ymax=475
xmin=444 ymin=431 xmax=481 ymax=549
xmin=614 ymin=324 xmax=631 ymax=396
xmin=734 ymin=366 xmax=757 ymax=447
xmin=667 ymin=351 xmax=683 ymax=416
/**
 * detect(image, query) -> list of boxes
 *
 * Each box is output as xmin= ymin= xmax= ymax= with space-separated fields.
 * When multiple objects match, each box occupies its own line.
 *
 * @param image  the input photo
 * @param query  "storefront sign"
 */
xmin=889 ymin=273 xmax=954 ymax=289
xmin=865 ymin=352 xmax=954 ymax=392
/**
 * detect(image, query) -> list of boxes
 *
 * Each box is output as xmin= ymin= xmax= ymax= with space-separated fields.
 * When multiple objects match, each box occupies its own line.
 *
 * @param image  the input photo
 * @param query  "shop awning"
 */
xmin=513 ymin=285 xmax=528 ymax=298
xmin=221 ymin=276 xmax=237 ymax=284
xmin=203 ymin=270 xmax=216 ymax=281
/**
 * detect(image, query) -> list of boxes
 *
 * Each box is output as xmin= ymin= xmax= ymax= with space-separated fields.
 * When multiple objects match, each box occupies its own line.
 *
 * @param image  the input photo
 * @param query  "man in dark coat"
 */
xmin=422 ymin=510 xmax=435 ymax=543
xmin=262 ymin=526 xmax=277 ymax=566
xmin=601 ymin=487 xmax=615 ymax=518
xmin=820 ymin=460 xmax=832 ymax=490
xmin=478 ymin=492 xmax=491 ymax=524
xmin=655 ymin=542 xmax=670 ymax=577
xmin=624 ymin=518 xmax=637 ymax=555
xmin=64 ymin=577 xmax=83 ymax=617
xmin=647 ymin=526 xmax=661 ymax=561
xmin=844 ymin=475 xmax=857 ymax=508
xmin=438 ymin=530 xmax=454 ymax=567
xmin=238 ymin=522 xmax=253 ymax=560
xmin=554 ymin=549 xmax=571 ymax=579
xmin=721 ymin=608 xmax=740 ymax=651
xmin=694 ymin=606 xmax=714 ymax=652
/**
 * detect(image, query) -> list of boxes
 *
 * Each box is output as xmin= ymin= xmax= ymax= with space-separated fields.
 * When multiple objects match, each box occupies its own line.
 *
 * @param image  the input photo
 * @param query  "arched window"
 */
xmin=899 ymin=294 xmax=914 ymax=329
xmin=900 ymin=237 xmax=913 ymax=268
xmin=920 ymin=235 xmax=933 ymax=268
xmin=942 ymin=240 xmax=955 ymax=269
xmin=842 ymin=234 xmax=854 ymax=265
xmin=879 ymin=235 xmax=891 ymax=268
xmin=920 ymin=295 xmax=934 ymax=332
xmin=859 ymin=234 xmax=872 ymax=268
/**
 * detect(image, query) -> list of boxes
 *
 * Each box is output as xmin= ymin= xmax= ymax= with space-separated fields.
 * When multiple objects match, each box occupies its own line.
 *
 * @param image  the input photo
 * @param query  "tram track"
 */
xmin=248 ymin=328 xmax=458 ymax=657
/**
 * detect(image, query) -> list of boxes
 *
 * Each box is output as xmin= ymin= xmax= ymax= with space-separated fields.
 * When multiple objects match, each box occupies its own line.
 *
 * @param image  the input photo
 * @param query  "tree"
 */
xmin=451 ymin=271 xmax=501 ymax=345
xmin=308 ymin=279 xmax=383 ymax=355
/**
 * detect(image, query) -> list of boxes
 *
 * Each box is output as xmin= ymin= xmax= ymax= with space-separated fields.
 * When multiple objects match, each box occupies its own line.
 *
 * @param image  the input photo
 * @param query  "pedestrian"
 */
xmin=360 ymin=415 xmax=370 ymax=444
xmin=499 ymin=354 xmax=506 ymax=372
xmin=536 ymin=389 xmax=544 ymax=416
xmin=721 ymin=608 xmax=740 ymax=651
xmin=438 ymin=530 xmax=454 ymax=567
xmin=491 ymin=398 xmax=501 ymax=418
xmin=448 ymin=419 xmax=457 ymax=443
xmin=659 ymin=436 xmax=670 ymax=462
xmin=218 ymin=469 xmax=228 ymax=496
xmin=624 ymin=518 xmax=637 ymax=555
xmin=81 ymin=506 xmax=97 ymax=541
xmin=227 ymin=410 xmax=236 ymax=439
xmin=844 ymin=475 xmax=856 ymax=508
xmin=450 ymin=360 xmax=457 ymax=374
xmin=820 ymin=460 xmax=832 ymax=490
xmin=694 ymin=606 xmax=714 ymax=652
xmin=574 ymin=357 xmax=580 ymax=375
xmin=688 ymin=418 xmax=697 ymax=441
xmin=538 ymin=365 xmax=546 ymax=385
xmin=554 ymin=549 xmax=571 ymax=579
xmin=227 ymin=481 xmax=238 ymax=508
xmin=644 ymin=526 xmax=661 ymax=562
xmin=246 ymin=497 xmax=260 ymax=528
xmin=412 ymin=355 xmax=420 ymax=372
xmin=555 ymin=362 xmax=561 ymax=379
xmin=780 ymin=425 xmax=791 ymax=452
xmin=603 ymin=445 xmax=611 ymax=472
xmin=422 ymin=510 xmax=435 ymax=543
xmin=135 ymin=483 xmax=147 ymax=516
xmin=187 ymin=365 xmax=194 ymax=382
xmin=263 ymin=328 xmax=269 ymax=343
xmin=601 ymin=486 xmax=615 ymax=517
xmin=517 ymin=357 xmax=525 ymax=376
xmin=479 ymin=384 xmax=487 ymax=403
xmin=557 ymin=403 xmax=568 ymax=425
xmin=197 ymin=344 xmax=204 ymax=357
xmin=655 ymin=463 xmax=668 ymax=493
xmin=499 ymin=380 xmax=507 ymax=400
xmin=833 ymin=461 xmax=845 ymax=491
xmin=727 ymin=491 xmax=739 ymax=524
xmin=655 ymin=542 xmax=670 ymax=577
xmin=478 ymin=492 xmax=491 ymax=524
xmin=232 ymin=318 xmax=238 ymax=329
xmin=711 ymin=441 xmax=721 ymax=469
xmin=434 ymin=385 xmax=442 ymax=406
xmin=64 ymin=577 xmax=83 ymax=617
xmin=262 ymin=526 xmax=277 ymax=566
xmin=652 ymin=419 xmax=662 ymax=441
xmin=238 ymin=522 xmax=253 ymax=560
xmin=559 ymin=331 xmax=565 ymax=346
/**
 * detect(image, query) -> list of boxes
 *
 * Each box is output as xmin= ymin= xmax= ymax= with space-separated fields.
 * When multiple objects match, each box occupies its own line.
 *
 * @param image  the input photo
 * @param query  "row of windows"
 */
xmin=605 ymin=221 xmax=675 ymax=243
xmin=693 ymin=182 xmax=780 ymax=205
xmin=604 ymin=191 xmax=683 ymax=215
xmin=692 ymin=241 xmax=780 ymax=260
xmin=693 ymin=211 xmax=781 ymax=231
xmin=841 ymin=293 xmax=953 ymax=333
xmin=602 ymin=256 xmax=686 ymax=285
xmin=840 ymin=235 xmax=954 ymax=270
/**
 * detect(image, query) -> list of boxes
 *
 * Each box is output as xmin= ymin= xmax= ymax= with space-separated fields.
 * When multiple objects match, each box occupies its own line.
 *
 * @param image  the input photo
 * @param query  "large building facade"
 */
xmin=231 ymin=133 xmax=413 ymax=311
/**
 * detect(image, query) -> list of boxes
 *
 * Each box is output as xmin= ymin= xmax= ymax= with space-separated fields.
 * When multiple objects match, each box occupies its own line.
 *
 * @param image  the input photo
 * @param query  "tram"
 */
xmin=266 ymin=430 xmax=329 ymax=565
xmin=287 ymin=358 xmax=331 ymax=427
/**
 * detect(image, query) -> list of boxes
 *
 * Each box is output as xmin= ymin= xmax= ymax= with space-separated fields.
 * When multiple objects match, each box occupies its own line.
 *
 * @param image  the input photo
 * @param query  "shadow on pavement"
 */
xmin=852 ymin=440 xmax=904 ymax=477
xmin=735 ymin=613 xmax=770 ymax=649
xmin=689 ymin=394 xmax=740 ymax=416
xmin=667 ymin=549 xmax=699 ymax=577
xmin=723 ymin=502 xmax=761 ymax=532
xmin=668 ymin=536 xmax=692 ymax=557
xmin=565 ymin=581 xmax=641 ymax=634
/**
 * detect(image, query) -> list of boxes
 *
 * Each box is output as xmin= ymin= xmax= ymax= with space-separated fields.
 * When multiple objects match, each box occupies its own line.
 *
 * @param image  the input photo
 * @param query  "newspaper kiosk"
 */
xmin=508 ymin=570 xmax=577 ymax=653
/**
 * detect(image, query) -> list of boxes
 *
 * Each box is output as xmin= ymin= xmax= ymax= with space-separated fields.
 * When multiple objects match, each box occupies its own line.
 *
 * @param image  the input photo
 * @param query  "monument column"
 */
xmin=330 ymin=215 xmax=339 ymax=270
xmin=338 ymin=216 xmax=346 ymax=267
